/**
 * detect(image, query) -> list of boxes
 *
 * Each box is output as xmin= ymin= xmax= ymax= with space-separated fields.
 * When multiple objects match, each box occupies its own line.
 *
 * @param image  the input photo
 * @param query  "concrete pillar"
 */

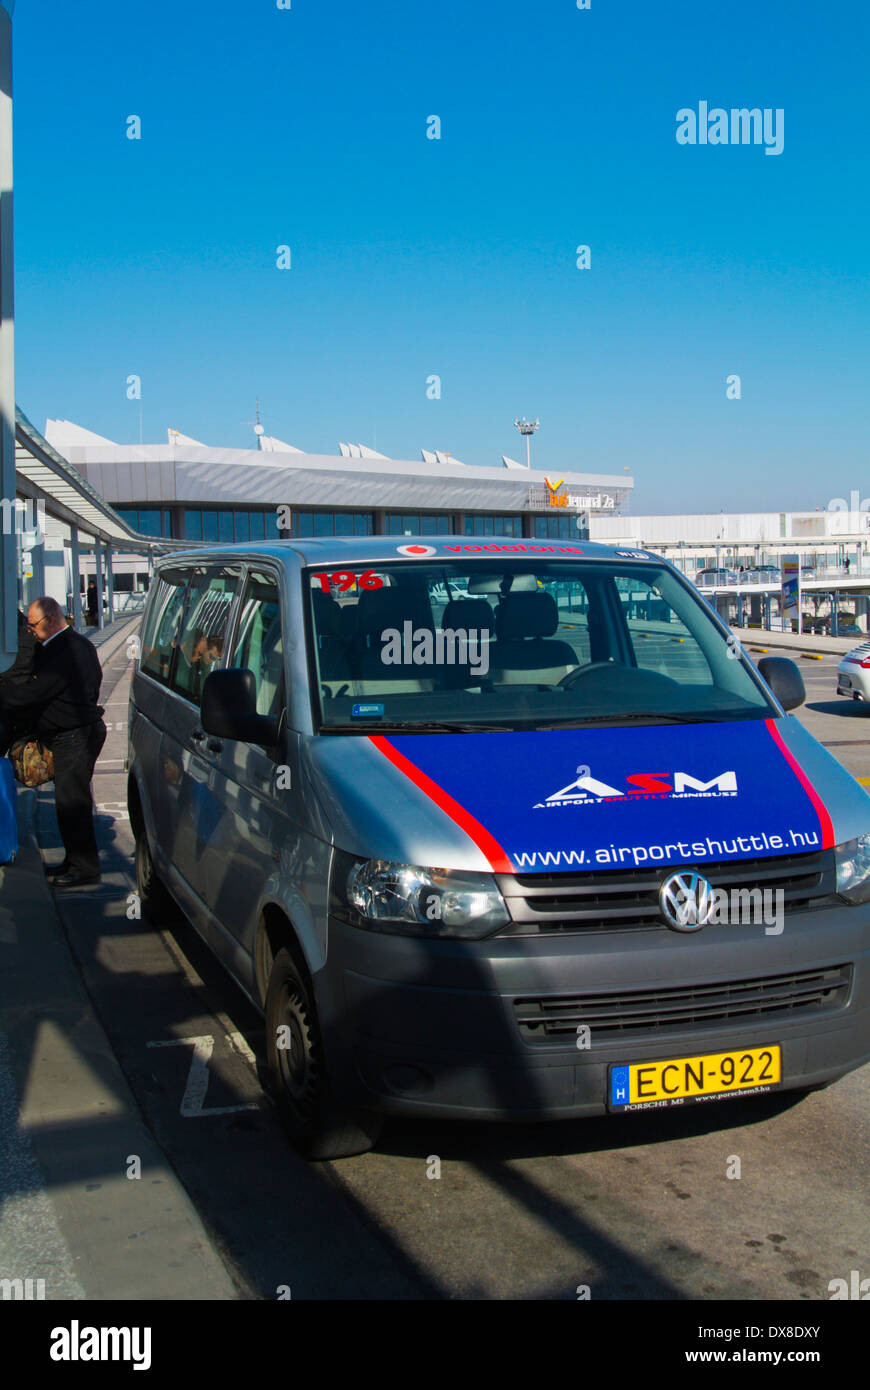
xmin=69 ymin=525 xmax=83 ymax=631
xmin=42 ymin=533 xmax=65 ymax=609
xmin=94 ymin=540 xmax=104 ymax=630
xmin=0 ymin=5 xmax=16 ymax=675
xmin=105 ymin=544 xmax=114 ymax=624
xmin=30 ymin=535 xmax=45 ymax=599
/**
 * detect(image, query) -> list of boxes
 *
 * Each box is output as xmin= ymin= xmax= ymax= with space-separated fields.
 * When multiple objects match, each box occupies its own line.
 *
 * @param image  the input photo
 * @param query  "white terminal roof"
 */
xmin=44 ymin=419 xmax=634 ymax=513
xmin=15 ymin=410 xmax=158 ymax=546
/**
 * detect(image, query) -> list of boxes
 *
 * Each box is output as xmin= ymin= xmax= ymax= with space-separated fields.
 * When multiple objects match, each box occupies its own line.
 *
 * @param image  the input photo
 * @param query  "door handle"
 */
xmin=206 ymin=739 xmax=223 ymax=753
xmin=191 ymin=730 xmax=204 ymax=743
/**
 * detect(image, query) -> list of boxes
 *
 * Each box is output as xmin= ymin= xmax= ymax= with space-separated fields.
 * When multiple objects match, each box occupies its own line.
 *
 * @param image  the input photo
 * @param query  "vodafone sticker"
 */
xmin=397 ymin=543 xmax=437 ymax=556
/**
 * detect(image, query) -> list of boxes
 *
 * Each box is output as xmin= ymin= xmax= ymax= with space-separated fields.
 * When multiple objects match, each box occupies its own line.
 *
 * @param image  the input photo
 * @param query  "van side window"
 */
xmin=140 ymin=574 xmax=188 ymax=685
xmin=231 ymin=574 xmax=285 ymax=717
xmin=171 ymin=571 xmax=239 ymax=705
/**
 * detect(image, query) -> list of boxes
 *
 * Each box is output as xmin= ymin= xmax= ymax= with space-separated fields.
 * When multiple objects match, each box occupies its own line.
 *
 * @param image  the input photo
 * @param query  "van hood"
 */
xmin=308 ymin=717 xmax=869 ymax=875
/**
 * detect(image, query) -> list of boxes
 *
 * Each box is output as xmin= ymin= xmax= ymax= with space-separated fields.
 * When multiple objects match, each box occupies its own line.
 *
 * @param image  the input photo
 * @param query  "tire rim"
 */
xmin=276 ymin=984 xmax=319 ymax=1122
xmin=137 ymin=835 xmax=152 ymax=893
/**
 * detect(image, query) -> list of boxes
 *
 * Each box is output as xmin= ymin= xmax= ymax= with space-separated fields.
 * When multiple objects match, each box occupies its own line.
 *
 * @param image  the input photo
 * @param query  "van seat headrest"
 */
xmin=356 ymin=586 xmax=433 ymax=639
xmin=442 ymin=598 xmax=494 ymax=632
xmin=496 ymin=591 xmax=559 ymax=640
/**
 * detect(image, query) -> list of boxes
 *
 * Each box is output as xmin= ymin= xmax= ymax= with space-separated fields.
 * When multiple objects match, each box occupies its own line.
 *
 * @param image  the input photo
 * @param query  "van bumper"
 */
xmin=318 ymin=908 xmax=870 ymax=1120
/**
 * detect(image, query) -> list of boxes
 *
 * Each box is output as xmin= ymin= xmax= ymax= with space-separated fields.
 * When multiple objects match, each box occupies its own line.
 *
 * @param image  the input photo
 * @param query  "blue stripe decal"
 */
xmin=385 ymin=722 xmax=826 ymax=874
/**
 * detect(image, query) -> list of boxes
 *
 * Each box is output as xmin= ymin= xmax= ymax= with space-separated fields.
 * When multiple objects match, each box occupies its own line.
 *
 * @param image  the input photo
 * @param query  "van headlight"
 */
xmin=835 ymin=835 xmax=870 ymax=903
xmin=332 ymin=853 xmax=509 ymax=938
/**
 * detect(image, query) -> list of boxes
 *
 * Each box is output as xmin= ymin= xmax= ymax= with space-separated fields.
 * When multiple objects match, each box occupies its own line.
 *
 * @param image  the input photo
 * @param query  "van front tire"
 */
xmin=265 ymin=946 xmax=382 ymax=1160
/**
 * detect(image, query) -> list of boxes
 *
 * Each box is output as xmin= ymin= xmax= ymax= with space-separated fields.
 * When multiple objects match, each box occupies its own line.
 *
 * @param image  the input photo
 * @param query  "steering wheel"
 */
xmin=558 ymin=661 xmax=622 ymax=689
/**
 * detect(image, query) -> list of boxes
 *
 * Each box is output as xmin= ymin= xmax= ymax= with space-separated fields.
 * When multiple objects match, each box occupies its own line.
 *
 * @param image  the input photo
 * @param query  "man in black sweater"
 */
xmin=0 ymin=596 xmax=107 ymax=886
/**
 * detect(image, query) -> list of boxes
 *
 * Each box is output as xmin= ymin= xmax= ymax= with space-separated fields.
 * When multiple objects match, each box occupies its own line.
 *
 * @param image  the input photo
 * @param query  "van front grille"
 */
xmin=496 ymin=850 xmax=835 ymax=934
xmin=513 ymin=964 xmax=852 ymax=1044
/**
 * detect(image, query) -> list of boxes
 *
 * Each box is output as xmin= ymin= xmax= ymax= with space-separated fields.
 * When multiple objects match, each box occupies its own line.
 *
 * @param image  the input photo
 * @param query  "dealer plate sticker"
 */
xmin=609 ymin=1045 xmax=781 ymax=1111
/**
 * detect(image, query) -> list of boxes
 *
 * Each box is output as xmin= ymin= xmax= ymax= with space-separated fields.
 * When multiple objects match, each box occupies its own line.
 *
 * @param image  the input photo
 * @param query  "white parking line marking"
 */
xmin=227 ymin=1030 xmax=258 ymax=1070
xmin=147 ymin=1035 xmax=258 ymax=1117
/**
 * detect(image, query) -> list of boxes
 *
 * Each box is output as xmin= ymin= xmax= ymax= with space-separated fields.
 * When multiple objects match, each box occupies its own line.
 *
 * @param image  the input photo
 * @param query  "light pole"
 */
xmin=0 ymin=1 xmax=16 ymax=673
xmin=514 ymin=417 xmax=539 ymax=470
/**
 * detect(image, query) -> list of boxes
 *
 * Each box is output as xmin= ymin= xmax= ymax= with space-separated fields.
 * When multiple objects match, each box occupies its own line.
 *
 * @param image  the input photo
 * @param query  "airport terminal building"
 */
xmin=45 ymin=421 xmax=634 ymax=559
xmin=12 ymin=414 xmax=870 ymax=639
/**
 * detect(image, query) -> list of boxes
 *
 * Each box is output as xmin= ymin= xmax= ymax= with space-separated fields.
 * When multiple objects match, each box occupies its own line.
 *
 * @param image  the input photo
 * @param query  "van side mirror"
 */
xmin=757 ymin=656 xmax=806 ymax=712
xmin=201 ymin=668 xmax=281 ymax=746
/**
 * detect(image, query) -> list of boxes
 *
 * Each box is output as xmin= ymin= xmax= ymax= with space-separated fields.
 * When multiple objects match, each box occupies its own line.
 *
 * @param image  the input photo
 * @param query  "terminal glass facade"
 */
xmin=116 ymin=507 xmax=172 ymax=537
xmin=294 ymin=512 xmax=373 ymax=537
xmin=184 ymin=509 xmax=282 ymax=542
xmin=121 ymin=504 xmax=584 ymax=545
xmin=386 ymin=513 xmax=452 ymax=535
xmin=534 ymin=514 xmax=583 ymax=540
xmin=463 ymin=515 xmax=523 ymax=537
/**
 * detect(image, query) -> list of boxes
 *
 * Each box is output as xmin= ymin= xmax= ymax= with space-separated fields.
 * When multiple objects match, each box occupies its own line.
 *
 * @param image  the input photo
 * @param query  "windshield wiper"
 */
xmin=532 ymin=712 xmax=720 ymax=729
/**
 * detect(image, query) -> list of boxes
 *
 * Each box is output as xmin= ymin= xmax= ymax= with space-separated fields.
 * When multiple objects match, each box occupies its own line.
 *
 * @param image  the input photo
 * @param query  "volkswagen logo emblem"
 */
xmin=659 ymin=871 xmax=714 ymax=932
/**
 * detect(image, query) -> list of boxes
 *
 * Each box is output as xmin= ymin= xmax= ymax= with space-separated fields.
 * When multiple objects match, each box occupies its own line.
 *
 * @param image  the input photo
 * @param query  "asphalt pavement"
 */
xmin=0 ymin=619 xmax=238 ymax=1300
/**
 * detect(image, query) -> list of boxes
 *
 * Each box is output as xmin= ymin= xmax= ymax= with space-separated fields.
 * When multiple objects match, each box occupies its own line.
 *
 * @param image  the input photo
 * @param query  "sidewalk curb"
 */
xmin=0 ymin=787 xmax=241 ymax=1300
xmin=731 ymin=626 xmax=855 ymax=657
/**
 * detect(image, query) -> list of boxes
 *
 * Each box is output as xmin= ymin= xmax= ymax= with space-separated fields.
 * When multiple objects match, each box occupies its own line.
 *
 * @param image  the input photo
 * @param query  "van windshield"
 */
xmin=306 ymin=560 xmax=777 ymax=731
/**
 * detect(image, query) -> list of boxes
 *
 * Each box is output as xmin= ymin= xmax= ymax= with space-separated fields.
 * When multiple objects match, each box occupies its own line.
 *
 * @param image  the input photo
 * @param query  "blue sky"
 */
xmin=10 ymin=0 xmax=870 ymax=513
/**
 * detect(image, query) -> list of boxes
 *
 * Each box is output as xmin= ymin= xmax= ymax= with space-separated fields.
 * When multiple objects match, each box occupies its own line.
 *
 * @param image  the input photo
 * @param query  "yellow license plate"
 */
xmin=609 ymin=1045 xmax=781 ymax=1111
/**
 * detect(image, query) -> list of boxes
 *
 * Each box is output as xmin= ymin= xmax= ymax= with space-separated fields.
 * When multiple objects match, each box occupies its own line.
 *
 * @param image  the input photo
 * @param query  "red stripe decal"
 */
xmin=369 ymin=736 xmax=514 ymax=873
xmin=765 ymin=718 xmax=835 ymax=849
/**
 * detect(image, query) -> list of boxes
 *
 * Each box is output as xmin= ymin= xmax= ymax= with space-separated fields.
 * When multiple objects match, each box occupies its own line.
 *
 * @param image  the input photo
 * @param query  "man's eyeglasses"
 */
xmin=26 ymin=616 xmax=48 ymax=632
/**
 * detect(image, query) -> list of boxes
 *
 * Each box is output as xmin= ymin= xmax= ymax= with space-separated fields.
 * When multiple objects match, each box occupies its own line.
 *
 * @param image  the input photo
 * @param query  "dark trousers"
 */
xmin=47 ymin=719 xmax=107 ymax=875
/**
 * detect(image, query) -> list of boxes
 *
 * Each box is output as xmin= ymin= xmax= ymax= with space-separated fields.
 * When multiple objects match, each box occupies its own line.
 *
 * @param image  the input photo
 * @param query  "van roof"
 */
xmin=154 ymin=535 xmax=662 ymax=568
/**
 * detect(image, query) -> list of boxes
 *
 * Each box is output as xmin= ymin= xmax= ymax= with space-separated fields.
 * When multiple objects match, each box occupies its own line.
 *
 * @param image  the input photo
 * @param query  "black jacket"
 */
xmin=0 ymin=610 xmax=37 ymax=686
xmin=0 ymin=626 xmax=104 ymax=738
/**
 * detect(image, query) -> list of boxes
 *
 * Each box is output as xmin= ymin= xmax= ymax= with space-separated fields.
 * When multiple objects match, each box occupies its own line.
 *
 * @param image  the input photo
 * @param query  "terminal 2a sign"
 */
xmin=528 ymin=477 xmax=617 ymax=511
xmin=545 ymin=477 xmax=569 ymax=507
xmin=781 ymin=554 xmax=801 ymax=628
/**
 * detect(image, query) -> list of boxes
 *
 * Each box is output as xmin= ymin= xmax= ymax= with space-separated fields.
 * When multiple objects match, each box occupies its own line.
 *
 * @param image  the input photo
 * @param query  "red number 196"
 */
xmin=311 ymin=569 xmax=383 ymax=593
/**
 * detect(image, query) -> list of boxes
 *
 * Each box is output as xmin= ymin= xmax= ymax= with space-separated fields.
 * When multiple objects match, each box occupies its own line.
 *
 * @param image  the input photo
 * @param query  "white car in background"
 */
xmin=837 ymin=640 xmax=870 ymax=700
xmin=429 ymin=581 xmax=471 ymax=604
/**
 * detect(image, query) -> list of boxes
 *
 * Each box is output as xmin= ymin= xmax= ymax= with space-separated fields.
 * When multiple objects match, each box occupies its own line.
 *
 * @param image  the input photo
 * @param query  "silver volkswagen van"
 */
xmin=127 ymin=537 xmax=870 ymax=1157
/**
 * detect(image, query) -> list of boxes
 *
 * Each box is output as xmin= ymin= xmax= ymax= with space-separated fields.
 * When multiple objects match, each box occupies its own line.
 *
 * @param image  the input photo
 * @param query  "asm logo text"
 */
xmin=537 ymin=769 xmax=737 ymax=808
